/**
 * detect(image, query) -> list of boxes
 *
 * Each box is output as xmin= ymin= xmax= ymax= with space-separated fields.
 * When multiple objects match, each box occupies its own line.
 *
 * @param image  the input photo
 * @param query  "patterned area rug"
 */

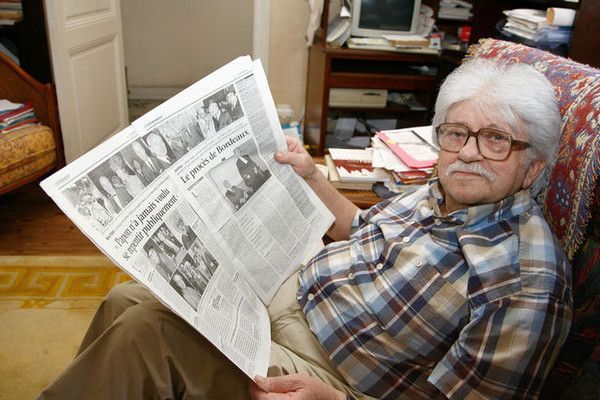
xmin=0 ymin=255 xmax=130 ymax=308
xmin=0 ymin=256 xmax=130 ymax=399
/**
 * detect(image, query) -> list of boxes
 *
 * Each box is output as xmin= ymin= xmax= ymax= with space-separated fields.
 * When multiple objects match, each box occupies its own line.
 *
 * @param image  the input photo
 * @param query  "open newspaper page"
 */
xmin=40 ymin=56 xmax=334 ymax=379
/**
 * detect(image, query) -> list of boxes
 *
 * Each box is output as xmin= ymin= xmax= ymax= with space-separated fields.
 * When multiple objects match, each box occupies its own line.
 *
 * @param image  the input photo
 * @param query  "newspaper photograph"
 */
xmin=40 ymin=56 xmax=334 ymax=379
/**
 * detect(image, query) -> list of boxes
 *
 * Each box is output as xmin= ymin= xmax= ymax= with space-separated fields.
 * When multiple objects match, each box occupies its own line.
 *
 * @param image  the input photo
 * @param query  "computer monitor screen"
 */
xmin=351 ymin=0 xmax=421 ymax=37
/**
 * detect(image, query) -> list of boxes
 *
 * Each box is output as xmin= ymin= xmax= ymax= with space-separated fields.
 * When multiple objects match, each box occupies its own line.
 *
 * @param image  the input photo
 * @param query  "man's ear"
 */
xmin=522 ymin=158 xmax=547 ymax=189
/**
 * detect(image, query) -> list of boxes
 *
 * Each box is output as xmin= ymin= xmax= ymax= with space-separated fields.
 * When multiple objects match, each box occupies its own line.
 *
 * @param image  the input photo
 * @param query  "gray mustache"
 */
xmin=446 ymin=161 xmax=496 ymax=181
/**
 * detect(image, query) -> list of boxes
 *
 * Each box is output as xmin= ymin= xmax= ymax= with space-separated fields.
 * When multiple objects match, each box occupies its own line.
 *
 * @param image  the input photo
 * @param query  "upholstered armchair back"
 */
xmin=465 ymin=39 xmax=599 ymax=399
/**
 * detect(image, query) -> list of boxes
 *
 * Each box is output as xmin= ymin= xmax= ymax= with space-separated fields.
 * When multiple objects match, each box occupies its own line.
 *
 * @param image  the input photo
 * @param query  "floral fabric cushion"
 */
xmin=466 ymin=38 xmax=600 ymax=260
xmin=0 ymin=124 xmax=57 ymax=191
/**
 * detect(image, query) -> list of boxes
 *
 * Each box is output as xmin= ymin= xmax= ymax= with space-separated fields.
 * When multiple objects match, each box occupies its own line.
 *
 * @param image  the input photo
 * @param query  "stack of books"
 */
xmin=0 ymin=100 xmax=38 ymax=133
xmin=326 ymin=16 xmax=352 ymax=47
xmin=324 ymin=148 xmax=391 ymax=191
xmin=502 ymin=9 xmax=548 ymax=40
xmin=371 ymin=126 xmax=438 ymax=191
xmin=0 ymin=1 xmax=22 ymax=26
xmin=438 ymin=0 xmax=473 ymax=21
xmin=501 ymin=8 xmax=572 ymax=46
xmin=321 ymin=126 xmax=439 ymax=194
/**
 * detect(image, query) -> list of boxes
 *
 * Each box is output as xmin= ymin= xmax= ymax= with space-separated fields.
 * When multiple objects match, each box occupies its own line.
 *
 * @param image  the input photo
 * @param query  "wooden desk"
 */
xmin=336 ymin=188 xmax=382 ymax=209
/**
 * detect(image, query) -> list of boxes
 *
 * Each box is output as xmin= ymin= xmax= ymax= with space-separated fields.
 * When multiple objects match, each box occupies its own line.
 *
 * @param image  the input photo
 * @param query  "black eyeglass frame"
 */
xmin=435 ymin=123 xmax=531 ymax=161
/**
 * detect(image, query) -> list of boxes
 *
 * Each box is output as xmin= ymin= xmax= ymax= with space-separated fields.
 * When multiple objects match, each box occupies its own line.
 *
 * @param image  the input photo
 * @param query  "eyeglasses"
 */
xmin=435 ymin=123 xmax=531 ymax=161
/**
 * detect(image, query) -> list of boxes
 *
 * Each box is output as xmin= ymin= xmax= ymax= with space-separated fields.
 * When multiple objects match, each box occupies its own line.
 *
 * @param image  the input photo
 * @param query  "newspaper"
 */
xmin=40 ymin=56 xmax=334 ymax=379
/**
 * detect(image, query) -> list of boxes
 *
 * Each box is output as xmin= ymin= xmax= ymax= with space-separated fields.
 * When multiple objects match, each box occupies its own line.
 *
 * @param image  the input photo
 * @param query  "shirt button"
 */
xmin=402 ymin=236 xmax=410 ymax=243
xmin=307 ymin=293 xmax=314 ymax=301
xmin=416 ymin=260 xmax=423 ymax=267
xmin=376 ymin=263 xmax=384 ymax=270
xmin=434 ymin=219 xmax=442 ymax=225
xmin=348 ymin=272 xmax=355 ymax=280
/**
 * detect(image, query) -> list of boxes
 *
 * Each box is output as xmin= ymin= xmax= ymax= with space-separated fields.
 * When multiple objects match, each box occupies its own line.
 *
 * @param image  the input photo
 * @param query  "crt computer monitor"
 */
xmin=351 ymin=0 xmax=422 ymax=37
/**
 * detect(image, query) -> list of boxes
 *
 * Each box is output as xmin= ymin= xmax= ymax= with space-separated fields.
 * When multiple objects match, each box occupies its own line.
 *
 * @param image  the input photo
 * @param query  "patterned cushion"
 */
xmin=0 ymin=124 xmax=57 ymax=191
xmin=465 ymin=39 xmax=600 ymax=260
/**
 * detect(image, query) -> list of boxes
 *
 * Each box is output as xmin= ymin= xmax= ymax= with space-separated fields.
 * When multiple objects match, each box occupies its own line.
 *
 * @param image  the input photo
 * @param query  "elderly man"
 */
xmin=38 ymin=59 xmax=571 ymax=400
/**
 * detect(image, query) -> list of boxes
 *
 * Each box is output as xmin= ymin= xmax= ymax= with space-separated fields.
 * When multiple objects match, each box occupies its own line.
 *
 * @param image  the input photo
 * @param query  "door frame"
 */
xmin=253 ymin=0 xmax=270 ymax=76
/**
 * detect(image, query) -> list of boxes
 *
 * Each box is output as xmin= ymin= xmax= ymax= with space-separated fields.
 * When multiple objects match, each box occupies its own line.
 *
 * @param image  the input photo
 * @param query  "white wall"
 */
xmin=122 ymin=0 xmax=254 ymax=98
xmin=268 ymin=1 xmax=311 ymax=121
xmin=122 ymin=0 xmax=310 ymax=121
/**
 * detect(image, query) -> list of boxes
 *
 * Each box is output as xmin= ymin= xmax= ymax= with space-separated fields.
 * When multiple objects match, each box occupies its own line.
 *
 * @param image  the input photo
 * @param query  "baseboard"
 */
xmin=128 ymin=86 xmax=185 ymax=100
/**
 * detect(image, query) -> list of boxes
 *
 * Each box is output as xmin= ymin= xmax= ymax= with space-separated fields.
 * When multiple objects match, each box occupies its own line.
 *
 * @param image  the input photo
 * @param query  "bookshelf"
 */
xmin=304 ymin=0 xmax=449 ymax=156
xmin=304 ymin=45 xmax=441 ymax=155
xmin=444 ymin=0 xmax=597 ymax=67
xmin=305 ymin=0 xmax=597 ymax=155
xmin=0 ymin=0 xmax=52 ymax=83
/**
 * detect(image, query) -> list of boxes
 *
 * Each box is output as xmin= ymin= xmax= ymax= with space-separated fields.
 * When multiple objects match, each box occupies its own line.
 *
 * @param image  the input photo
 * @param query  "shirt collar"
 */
xmin=427 ymin=178 xmax=533 ymax=228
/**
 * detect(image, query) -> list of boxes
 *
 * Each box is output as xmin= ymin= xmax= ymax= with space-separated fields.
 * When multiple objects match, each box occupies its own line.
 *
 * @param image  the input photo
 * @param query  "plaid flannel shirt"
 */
xmin=298 ymin=180 xmax=572 ymax=399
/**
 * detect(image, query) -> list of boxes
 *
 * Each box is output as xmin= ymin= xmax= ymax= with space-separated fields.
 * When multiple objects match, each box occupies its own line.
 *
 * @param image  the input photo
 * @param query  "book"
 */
xmin=0 ymin=9 xmax=22 ymax=20
xmin=327 ymin=147 xmax=391 ymax=183
xmin=382 ymin=34 xmax=430 ymax=48
xmin=324 ymin=154 xmax=374 ymax=190
xmin=0 ymin=102 xmax=37 ymax=133
xmin=440 ymin=0 xmax=473 ymax=9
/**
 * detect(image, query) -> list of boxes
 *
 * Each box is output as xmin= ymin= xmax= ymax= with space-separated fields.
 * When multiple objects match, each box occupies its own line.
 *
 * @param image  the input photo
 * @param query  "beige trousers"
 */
xmin=38 ymin=274 xmax=366 ymax=400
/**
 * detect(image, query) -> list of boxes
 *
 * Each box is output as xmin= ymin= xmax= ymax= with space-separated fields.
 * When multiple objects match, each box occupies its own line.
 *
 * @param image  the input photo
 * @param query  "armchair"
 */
xmin=0 ymin=51 xmax=64 ymax=195
xmin=466 ymin=39 xmax=599 ymax=399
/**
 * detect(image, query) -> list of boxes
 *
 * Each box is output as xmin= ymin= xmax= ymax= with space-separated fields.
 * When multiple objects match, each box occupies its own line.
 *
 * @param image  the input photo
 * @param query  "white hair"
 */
xmin=432 ymin=59 xmax=561 ymax=196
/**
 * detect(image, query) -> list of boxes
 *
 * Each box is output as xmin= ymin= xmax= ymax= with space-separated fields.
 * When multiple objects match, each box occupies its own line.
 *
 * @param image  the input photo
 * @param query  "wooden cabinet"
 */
xmin=304 ymin=0 xmax=597 ymax=155
xmin=304 ymin=44 xmax=441 ymax=155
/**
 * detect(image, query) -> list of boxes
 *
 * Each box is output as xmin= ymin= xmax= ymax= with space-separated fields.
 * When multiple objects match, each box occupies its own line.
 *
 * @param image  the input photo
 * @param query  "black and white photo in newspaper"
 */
xmin=40 ymin=56 xmax=334 ymax=379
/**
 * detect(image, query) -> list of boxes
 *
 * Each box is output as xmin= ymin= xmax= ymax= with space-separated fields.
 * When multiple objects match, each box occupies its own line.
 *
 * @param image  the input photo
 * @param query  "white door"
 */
xmin=45 ymin=0 xmax=128 ymax=163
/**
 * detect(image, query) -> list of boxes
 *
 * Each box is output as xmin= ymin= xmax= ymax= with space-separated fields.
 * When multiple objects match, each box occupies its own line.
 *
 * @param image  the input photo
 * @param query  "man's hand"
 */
xmin=274 ymin=135 xmax=358 ymax=241
xmin=249 ymin=374 xmax=347 ymax=400
xmin=275 ymin=136 xmax=318 ymax=181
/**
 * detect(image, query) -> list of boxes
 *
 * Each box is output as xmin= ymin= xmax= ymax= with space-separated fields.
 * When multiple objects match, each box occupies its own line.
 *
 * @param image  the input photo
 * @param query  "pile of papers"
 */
xmin=502 ymin=8 xmax=573 ymax=44
xmin=326 ymin=1 xmax=352 ymax=47
xmin=0 ymin=100 xmax=37 ymax=133
xmin=438 ymin=0 xmax=473 ymax=21
xmin=372 ymin=126 xmax=438 ymax=191
xmin=0 ymin=0 xmax=22 ymax=26
xmin=323 ymin=126 xmax=438 ymax=193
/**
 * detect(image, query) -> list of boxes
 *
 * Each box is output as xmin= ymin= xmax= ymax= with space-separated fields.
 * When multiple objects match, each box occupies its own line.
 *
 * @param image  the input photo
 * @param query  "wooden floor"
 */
xmin=0 ymin=182 xmax=102 ymax=256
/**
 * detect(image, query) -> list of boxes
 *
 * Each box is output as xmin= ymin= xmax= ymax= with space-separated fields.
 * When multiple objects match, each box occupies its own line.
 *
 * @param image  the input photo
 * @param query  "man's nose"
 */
xmin=458 ymin=136 xmax=483 ymax=161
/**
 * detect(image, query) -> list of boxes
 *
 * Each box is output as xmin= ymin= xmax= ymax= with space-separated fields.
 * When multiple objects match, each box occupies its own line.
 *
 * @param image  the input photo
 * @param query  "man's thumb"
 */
xmin=254 ymin=375 xmax=299 ymax=393
xmin=253 ymin=376 xmax=270 ymax=391
xmin=275 ymin=150 xmax=301 ymax=165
